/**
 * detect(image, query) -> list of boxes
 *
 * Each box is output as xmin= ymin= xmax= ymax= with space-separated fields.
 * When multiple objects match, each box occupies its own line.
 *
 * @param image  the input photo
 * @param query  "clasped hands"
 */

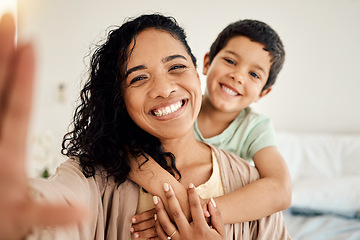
xmin=131 ymin=183 xmax=225 ymax=240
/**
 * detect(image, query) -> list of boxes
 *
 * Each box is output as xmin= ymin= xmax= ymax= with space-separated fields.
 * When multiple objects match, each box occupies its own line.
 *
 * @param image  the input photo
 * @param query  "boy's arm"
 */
xmin=214 ymin=146 xmax=292 ymax=224
xmin=127 ymin=156 xmax=191 ymax=221
xmin=129 ymin=146 xmax=291 ymax=224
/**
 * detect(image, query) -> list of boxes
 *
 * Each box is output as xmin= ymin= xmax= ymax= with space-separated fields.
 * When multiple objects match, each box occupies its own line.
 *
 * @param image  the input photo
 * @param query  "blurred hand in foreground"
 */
xmin=0 ymin=13 xmax=85 ymax=240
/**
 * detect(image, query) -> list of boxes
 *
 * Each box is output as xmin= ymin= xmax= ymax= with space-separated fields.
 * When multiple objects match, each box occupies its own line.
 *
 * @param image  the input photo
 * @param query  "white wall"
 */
xmin=16 ymin=0 xmax=360 ymax=174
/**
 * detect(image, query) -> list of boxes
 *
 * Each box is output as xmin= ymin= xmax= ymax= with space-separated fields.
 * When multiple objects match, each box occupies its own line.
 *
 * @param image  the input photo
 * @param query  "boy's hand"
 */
xmin=200 ymin=197 xmax=211 ymax=218
xmin=0 ymin=13 xmax=85 ymax=239
xmin=131 ymin=208 xmax=157 ymax=239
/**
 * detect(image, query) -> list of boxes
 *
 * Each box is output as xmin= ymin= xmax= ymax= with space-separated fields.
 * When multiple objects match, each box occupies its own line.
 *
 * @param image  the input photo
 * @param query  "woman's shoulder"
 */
xmin=207 ymin=144 xmax=247 ymax=165
xmin=206 ymin=144 xmax=260 ymax=188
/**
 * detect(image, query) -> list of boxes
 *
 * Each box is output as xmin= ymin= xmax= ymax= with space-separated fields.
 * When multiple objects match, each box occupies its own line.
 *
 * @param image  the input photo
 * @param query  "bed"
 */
xmin=277 ymin=131 xmax=360 ymax=239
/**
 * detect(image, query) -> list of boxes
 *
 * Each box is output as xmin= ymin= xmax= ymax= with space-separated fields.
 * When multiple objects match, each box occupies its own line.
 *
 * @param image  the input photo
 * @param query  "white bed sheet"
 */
xmin=283 ymin=210 xmax=360 ymax=240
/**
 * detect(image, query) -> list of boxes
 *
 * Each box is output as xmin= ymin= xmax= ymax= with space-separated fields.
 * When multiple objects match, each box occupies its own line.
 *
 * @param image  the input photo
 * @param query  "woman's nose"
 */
xmin=148 ymin=74 xmax=177 ymax=99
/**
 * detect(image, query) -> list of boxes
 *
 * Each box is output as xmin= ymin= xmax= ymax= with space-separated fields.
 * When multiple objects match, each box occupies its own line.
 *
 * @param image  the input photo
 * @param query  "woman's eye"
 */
xmin=224 ymin=58 xmax=236 ymax=65
xmin=130 ymin=75 xmax=147 ymax=85
xmin=250 ymin=72 xmax=260 ymax=79
xmin=169 ymin=65 xmax=187 ymax=71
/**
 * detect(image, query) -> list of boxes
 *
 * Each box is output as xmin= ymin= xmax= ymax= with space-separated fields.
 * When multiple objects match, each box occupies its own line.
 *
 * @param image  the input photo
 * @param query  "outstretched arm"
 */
xmin=0 ymin=13 xmax=85 ymax=239
xmin=129 ymin=146 xmax=291 ymax=225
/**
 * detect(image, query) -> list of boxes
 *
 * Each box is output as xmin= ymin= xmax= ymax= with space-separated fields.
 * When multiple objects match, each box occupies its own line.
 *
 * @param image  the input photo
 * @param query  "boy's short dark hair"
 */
xmin=208 ymin=19 xmax=285 ymax=90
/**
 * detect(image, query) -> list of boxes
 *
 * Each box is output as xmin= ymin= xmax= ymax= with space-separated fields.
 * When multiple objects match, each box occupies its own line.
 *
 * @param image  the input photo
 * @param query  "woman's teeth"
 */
xmin=221 ymin=85 xmax=238 ymax=96
xmin=153 ymin=101 xmax=182 ymax=117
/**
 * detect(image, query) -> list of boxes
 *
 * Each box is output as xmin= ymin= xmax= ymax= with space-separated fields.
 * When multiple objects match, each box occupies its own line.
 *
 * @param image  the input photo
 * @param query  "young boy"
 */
xmin=130 ymin=19 xmax=291 ymax=239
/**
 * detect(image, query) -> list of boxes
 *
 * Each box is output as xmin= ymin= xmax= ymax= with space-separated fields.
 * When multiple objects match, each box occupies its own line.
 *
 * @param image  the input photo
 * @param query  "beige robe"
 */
xmin=28 ymin=144 xmax=290 ymax=239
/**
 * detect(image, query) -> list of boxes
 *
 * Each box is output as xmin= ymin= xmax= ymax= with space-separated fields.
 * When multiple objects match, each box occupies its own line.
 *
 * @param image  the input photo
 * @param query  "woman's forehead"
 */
xmin=127 ymin=29 xmax=189 ymax=65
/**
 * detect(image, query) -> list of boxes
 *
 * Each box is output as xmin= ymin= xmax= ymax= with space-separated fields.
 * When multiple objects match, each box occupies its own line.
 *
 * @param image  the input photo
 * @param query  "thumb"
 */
xmin=202 ymin=199 xmax=210 ymax=218
xmin=208 ymin=198 xmax=225 ymax=237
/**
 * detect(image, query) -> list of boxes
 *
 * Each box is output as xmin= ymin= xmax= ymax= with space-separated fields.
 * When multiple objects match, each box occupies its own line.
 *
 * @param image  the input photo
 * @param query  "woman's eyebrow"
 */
xmin=125 ymin=55 xmax=186 ymax=78
xmin=125 ymin=65 xmax=146 ymax=78
xmin=162 ymin=54 xmax=187 ymax=63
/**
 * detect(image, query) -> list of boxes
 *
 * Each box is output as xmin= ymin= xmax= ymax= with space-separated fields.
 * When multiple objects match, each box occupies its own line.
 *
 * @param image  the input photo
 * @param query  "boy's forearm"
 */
xmin=128 ymin=148 xmax=291 ymax=225
xmin=128 ymin=157 xmax=191 ymax=220
xmin=216 ymin=147 xmax=292 ymax=224
xmin=215 ymin=177 xmax=291 ymax=224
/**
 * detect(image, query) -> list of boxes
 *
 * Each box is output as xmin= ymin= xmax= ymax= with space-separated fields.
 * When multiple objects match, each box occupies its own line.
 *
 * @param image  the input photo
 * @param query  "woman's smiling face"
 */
xmin=123 ymin=28 xmax=201 ymax=141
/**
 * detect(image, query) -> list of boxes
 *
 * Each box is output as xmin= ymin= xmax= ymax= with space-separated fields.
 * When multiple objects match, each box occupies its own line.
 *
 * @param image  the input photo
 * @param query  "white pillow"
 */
xmin=291 ymin=176 xmax=360 ymax=218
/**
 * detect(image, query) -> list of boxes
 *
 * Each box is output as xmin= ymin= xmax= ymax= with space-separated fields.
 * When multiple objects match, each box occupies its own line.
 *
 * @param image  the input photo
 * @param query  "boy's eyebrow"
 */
xmin=254 ymin=64 xmax=267 ymax=75
xmin=125 ymin=65 xmax=146 ymax=78
xmin=162 ymin=54 xmax=187 ymax=63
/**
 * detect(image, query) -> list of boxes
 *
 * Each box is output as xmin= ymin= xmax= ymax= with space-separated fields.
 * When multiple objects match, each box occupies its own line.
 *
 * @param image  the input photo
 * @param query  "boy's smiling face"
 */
xmin=203 ymin=36 xmax=272 ymax=114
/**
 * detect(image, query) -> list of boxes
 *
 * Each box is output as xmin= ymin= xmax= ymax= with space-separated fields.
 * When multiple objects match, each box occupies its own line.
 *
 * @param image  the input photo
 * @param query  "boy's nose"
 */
xmin=230 ymin=71 xmax=245 ymax=84
xmin=148 ymin=74 xmax=177 ymax=99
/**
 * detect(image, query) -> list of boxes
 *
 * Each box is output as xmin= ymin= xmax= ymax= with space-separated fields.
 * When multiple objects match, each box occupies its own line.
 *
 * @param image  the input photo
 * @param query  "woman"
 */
xmin=0 ymin=12 xmax=221 ymax=240
xmin=0 ymin=13 xmax=289 ymax=239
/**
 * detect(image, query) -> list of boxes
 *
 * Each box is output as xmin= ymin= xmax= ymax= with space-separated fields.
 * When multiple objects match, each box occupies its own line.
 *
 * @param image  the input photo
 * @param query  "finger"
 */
xmin=2 ymin=42 xmax=34 ymax=146
xmin=132 ymin=226 xmax=157 ymax=239
xmin=147 ymin=236 xmax=160 ymax=240
xmin=187 ymin=183 xmax=208 ymax=227
xmin=131 ymin=217 xmax=156 ymax=235
xmin=202 ymin=200 xmax=210 ymax=218
xmin=131 ymin=208 xmax=156 ymax=224
xmin=163 ymin=183 xmax=189 ymax=232
xmin=0 ymin=13 xmax=16 ymax=98
xmin=154 ymin=214 xmax=169 ymax=240
xmin=153 ymin=195 xmax=180 ymax=237
xmin=208 ymin=198 xmax=226 ymax=238
xmin=0 ymin=43 xmax=34 ymax=174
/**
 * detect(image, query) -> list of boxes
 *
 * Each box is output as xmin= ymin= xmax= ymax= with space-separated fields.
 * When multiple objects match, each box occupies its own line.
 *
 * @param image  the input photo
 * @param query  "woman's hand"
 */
xmin=0 ymin=13 xmax=85 ymax=239
xmin=153 ymin=183 xmax=226 ymax=240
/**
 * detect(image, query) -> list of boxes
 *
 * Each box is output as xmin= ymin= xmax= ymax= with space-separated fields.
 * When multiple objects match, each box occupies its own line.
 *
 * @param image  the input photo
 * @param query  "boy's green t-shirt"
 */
xmin=194 ymin=107 xmax=277 ymax=166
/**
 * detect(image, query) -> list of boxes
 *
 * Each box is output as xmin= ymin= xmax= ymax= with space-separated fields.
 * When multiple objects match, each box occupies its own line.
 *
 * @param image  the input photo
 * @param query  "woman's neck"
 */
xmin=160 ymin=130 xmax=206 ymax=164
xmin=161 ymin=128 xmax=212 ymax=175
xmin=160 ymin=130 xmax=212 ymax=187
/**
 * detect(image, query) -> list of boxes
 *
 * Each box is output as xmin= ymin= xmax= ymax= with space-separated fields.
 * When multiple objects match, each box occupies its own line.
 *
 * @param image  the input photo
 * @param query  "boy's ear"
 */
xmin=202 ymin=52 xmax=210 ymax=75
xmin=255 ymin=86 xmax=272 ymax=102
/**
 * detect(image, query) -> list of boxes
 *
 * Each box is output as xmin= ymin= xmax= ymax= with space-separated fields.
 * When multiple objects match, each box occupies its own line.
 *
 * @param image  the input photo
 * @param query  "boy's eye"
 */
xmin=224 ymin=58 xmax=236 ymax=65
xmin=250 ymin=72 xmax=260 ymax=79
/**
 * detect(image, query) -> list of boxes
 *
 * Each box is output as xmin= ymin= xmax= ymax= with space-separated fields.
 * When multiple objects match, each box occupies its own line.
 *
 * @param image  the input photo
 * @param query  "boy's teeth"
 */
xmin=153 ymin=101 xmax=182 ymax=117
xmin=221 ymin=85 xmax=238 ymax=96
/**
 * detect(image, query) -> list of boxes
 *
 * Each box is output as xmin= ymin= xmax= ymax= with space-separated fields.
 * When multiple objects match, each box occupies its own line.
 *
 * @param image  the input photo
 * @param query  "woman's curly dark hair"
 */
xmin=61 ymin=14 xmax=197 ymax=186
